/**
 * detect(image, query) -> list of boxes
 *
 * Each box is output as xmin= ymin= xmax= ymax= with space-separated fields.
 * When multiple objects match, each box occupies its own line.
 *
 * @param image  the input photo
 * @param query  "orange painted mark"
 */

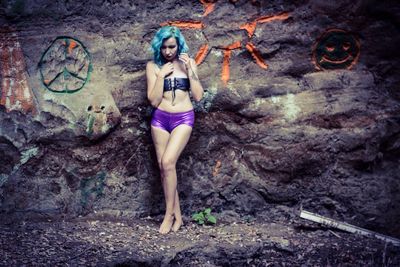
xmin=240 ymin=21 xmax=257 ymax=38
xmin=256 ymin=12 xmax=290 ymax=24
xmin=68 ymin=40 xmax=78 ymax=54
xmin=225 ymin=41 xmax=242 ymax=50
xmin=0 ymin=28 xmax=35 ymax=114
xmin=160 ymin=21 xmax=205 ymax=29
xmin=241 ymin=12 xmax=290 ymax=38
xmin=199 ymin=0 xmax=216 ymax=17
xmin=221 ymin=50 xmax=232 ymax=86
xmin=221 ymin=41 xmax=241 ymax=85
xmin=212 ymin=160 xmax=222 ymax=177
xmin=195 ymin=44 xmax=209 ymax=65
xmin=246 ymin=42 xmax=268 ymax=69
xmin=162 ymin=7 xmax=290 ymax=84
xmin=44 ymin=79 xmax=51 ymax=85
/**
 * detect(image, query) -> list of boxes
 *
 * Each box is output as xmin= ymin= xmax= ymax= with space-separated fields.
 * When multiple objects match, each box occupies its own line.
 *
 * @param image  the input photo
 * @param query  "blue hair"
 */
xmin=151 ymin=26 xmax=189 ymax=67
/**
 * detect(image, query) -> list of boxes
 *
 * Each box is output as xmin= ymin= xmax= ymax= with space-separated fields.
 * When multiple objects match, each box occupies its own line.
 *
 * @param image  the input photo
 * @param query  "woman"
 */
xmin=146 ymin=26 xmax=204 ymax=234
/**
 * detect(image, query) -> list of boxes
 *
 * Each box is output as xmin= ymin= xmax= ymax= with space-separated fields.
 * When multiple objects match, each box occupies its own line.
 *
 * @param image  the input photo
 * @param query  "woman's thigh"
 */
xmin=151 ymin=126 xmax=170 ymax=166
xmin=162 ymin=125 xmax=192 ymax=165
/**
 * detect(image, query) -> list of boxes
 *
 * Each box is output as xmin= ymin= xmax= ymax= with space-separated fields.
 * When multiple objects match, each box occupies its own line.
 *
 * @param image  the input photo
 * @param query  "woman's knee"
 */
xmin=161 ymin=156 xmax=176 ymax=172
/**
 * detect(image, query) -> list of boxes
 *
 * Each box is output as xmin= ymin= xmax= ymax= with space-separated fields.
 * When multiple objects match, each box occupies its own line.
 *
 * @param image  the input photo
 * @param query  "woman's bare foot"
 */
xmin=172 ymin=218 xmax=183 ymax=232
xmin=159 ymin=214 xmax=174 ymax=234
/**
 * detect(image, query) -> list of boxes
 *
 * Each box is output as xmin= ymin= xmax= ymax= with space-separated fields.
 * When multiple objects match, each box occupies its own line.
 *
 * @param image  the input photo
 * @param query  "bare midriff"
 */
xmin=157 ymin=88 xmax=193 ymax=113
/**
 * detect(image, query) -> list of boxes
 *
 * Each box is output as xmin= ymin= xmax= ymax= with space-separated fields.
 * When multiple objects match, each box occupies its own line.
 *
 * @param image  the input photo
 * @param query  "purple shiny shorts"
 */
xmin=151 ymin=108 xmax=195 ymax=133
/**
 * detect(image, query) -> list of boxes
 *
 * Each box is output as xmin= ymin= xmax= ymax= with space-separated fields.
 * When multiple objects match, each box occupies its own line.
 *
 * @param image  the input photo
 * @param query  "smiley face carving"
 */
xmin=313 ymin=29 xmax=360 ymax=70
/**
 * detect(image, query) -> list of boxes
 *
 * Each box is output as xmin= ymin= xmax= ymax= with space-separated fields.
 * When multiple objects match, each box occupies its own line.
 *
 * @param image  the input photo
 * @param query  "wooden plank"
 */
xmin=300 ymin=209 xmax=400 ymax=246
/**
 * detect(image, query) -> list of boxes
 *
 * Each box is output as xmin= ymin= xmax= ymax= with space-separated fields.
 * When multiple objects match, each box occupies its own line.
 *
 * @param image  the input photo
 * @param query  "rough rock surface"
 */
xmin=1 ymin=0 xmax=400 ymax=244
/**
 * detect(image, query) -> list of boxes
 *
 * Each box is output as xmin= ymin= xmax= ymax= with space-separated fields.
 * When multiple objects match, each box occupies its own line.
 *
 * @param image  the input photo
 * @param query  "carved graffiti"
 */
xmin=0 ymin=28 xmax=35 ymax=113
xmin=199 ymin=0 xmax=216 ymax=17
xmin=80 ymin=171 xmax=107 ymax=209
xmin=161 ymin=1 xmax=289 ymax=85
xmin=39 ymin=36 xmax=92 ymax=93
xmin=312 ymin=29 xmax=360 ymax=70
xmin=212 ymin=160 xmax=222 ymax=177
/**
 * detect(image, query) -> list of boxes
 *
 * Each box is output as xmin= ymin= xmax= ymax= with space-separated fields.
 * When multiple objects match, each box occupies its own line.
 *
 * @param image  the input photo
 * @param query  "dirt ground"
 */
xmin=1 ymin=211 xmax=399 ymax=267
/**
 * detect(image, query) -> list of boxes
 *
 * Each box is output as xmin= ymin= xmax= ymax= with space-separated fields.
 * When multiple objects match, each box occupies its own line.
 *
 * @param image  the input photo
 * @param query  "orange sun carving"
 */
xmin=161 ymin=1 xmax=290 ymax=85
xmin=199 ymin=0 xmax=216 ymax=17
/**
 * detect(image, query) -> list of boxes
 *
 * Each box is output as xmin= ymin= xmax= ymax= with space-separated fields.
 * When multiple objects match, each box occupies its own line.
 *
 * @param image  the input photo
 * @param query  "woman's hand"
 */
xmin=179 ymin=53 xmax=193 ymax=70
xmin=159 ymin=62 xmax=174 ymax=78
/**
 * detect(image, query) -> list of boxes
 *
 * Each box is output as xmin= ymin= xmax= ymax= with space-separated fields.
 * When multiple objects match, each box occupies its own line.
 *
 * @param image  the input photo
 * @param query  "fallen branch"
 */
xmin=300 ymin=209 xmax=400 ymax=246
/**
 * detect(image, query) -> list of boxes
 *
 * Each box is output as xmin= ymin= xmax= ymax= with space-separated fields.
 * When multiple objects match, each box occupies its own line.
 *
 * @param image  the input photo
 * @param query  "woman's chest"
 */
xmin=173 ymin=61 xmax=188 ymax=77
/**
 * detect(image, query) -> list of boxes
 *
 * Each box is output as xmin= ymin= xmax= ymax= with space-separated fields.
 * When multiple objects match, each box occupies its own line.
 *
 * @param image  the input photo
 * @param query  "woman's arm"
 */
xmin=146 ymin=62 xmax=173 ymax=107
xmin=187 ymin=59 xmax=204 ymax=102
xmin=179 ymin=54 xmax=204 ymax=102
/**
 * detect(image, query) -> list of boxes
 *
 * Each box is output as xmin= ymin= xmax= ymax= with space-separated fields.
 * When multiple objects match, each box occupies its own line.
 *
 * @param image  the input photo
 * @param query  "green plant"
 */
xmin=192 ymin=208 xmax=217 ymax=225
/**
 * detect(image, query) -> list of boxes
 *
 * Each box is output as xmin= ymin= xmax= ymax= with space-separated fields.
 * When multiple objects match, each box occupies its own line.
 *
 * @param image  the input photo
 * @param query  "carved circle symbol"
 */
xmin=39 ymin=36 xmax=92 ymax=93
xmin=313 ymin=29 xmax=360 ymax=70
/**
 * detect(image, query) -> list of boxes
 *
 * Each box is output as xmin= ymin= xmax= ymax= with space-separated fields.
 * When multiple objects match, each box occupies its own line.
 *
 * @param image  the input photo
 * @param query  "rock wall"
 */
xmin=1 ymin=0 xmax=399 ymax=237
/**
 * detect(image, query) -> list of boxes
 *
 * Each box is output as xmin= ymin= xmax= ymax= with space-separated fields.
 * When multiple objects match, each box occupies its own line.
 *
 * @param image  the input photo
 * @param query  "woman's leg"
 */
xmin=151 ymin=126 xmax=170 ymax=173
xmin=172 ymin=190 xmax=182 ymax=232
xmin=151 ymin=126 xmax=171 ymax=231
xmin=159 ymin=124 xmax=192 ymax=234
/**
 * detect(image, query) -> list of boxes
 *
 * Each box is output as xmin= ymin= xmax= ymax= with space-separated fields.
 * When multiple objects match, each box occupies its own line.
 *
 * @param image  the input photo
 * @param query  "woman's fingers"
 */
xmin=161 ymin=63 xmax=174 ymax=76
xmin=179 ymin=54 xmax=190 ymax=69
xmin=179 ymin=54 xmax=189 ymax=62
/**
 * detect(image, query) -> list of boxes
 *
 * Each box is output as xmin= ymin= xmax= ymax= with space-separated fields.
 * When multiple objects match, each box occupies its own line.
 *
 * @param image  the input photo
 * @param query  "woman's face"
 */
xmin=161 ymin=37 xmax=178 ymax=62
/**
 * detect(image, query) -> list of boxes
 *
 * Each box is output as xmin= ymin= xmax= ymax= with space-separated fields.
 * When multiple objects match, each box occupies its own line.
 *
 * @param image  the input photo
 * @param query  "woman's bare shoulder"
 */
xmin=147 ymin=61 xmax=160 ymax=73
xmin=146 ymin=60 xmax=154 ymax=68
